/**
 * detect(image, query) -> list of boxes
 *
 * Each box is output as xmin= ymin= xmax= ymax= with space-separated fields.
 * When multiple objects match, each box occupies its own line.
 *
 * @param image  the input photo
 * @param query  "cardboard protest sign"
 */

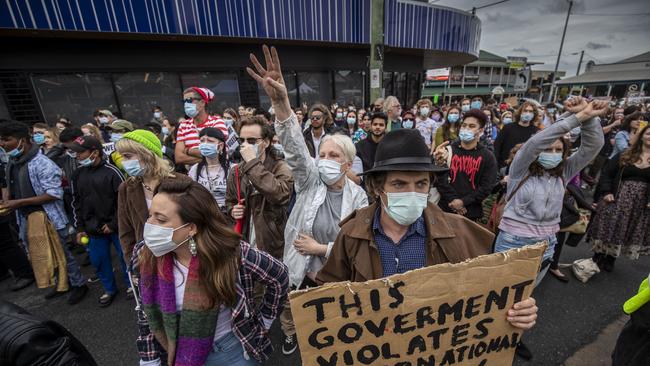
xmin=102 ymin=142 xmax=115 ymax=156
xmin=289 ymin=244 xmax=546 ymax=366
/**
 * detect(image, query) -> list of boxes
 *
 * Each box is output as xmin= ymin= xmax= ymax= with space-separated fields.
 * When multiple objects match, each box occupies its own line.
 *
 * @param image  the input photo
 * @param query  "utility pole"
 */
xmin=548 ymin=0 xmax=573 ymax=102
xmin=576 ymin=50 xmax=584 ymax=76
xmin=369 ymin=0 xmax=385 ymax=104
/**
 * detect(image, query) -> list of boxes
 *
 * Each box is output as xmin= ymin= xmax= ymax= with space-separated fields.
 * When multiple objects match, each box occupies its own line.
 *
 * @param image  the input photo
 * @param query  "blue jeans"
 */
xmin=494 ymin=230 xmax=558 ymax=285
xmin=88 ymin=233 xmax=129 ymax=294
xmin=204 ymin=332 xmax=259 ymax=366
xmin=56 ymin=229 xmax=87 ymax=287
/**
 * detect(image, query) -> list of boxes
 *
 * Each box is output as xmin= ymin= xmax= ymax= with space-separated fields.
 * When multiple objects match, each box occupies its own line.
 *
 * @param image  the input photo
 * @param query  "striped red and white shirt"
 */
xmin=176 ymin=115 xmax=228 ymax=150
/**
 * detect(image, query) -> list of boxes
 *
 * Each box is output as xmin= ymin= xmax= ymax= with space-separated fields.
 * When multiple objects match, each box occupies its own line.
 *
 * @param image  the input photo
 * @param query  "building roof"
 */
xmin=555 ymin=69 xmax=650 ymax=85
xmin=478 ymin=50 xmax=506 ymax=62
xmin=616 ymin=51 xmax=650 ymax=64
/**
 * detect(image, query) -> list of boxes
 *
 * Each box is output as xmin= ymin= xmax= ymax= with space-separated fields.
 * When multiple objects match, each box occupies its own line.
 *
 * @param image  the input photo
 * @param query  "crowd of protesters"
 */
xmin=0 ymin=45 xmax=648 ymax=365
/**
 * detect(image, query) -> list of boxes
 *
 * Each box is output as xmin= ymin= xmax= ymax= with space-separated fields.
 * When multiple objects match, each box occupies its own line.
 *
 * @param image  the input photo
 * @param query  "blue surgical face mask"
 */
xmin=110 ymin=133 xmax=123 ymax=143
xmin=459 ymin=129 xmax=476 ymax=143
xmin=273 ymin=143 xmax=284 ymax=154
xmin=521 ymin=112 xmax=534 ymax=122
xmin=33 ymin=133 xmax=46 ymax=145
xmin=537 ymin=152 xmax=563 ymax=169
xmin=471 ymin=101 xmax=482 ymax=109
xmin=503 ymin=117 xmax=513 ymax=124
xmin=153 ymin=111 xmax=162 ymax=119
xmin=402 ymin=120 xmax=414 ymax=129
xmin=447 ymin=113 xmax=460 ymax=123
xmin=346 ymin=117 xmax=356 ymax=125
xmin=381 ymin=191 xmax=429 ymax=226
xmin=161 ymin=127 xmax=169 ymax=136
xmin=78 ymin=154 xmax=95 ymax=167
xmin=461 ymin=105 xmax=470 ymax=112
xmin=199 ymin=142 xmax=219 ymax=158
xmin=184 ymin=102 xmax=199 ymax=118
xmin=223 ymin=118 xmax=234 ymax=127
xmin=7 ymin=140 xmax=24 ymax=158
xmin=123 ymin=159 xmax=145 ymax=177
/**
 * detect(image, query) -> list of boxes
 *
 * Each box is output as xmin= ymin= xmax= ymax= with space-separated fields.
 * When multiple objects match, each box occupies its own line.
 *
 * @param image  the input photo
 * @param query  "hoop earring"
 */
xmin=189 ymin=236 xmax=197 ymax=257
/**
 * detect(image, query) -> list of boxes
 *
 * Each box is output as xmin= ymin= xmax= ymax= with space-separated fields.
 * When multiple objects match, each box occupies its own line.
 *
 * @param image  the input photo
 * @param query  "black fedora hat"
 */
xmin=360 ymin=129 xmax=448 ymax=175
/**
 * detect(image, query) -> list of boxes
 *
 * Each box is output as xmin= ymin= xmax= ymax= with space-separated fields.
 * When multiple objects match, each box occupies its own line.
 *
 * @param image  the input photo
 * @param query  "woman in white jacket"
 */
xmin=247 ymin=45 xmax=368 ymax=355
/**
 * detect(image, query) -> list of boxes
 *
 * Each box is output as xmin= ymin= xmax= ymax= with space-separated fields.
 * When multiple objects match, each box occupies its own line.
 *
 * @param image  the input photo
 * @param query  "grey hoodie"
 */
xmin=502 ymin=114 xmax=604 ymax=227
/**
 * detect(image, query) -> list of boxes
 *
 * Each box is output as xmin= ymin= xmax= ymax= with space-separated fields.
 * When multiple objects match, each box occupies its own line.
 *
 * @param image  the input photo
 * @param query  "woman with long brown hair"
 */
xmin=433 ymin=105 xmax=461 ymax=148
xmin=137 ymin=178 xmax=288 ymax=366
xmin=588 ymin=124 xmax=650 ymax=272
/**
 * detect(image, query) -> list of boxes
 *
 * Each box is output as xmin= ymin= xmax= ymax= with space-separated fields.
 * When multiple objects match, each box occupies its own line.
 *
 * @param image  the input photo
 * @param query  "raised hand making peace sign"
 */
xmin=246 ymin=45 xmax=292 ymax=121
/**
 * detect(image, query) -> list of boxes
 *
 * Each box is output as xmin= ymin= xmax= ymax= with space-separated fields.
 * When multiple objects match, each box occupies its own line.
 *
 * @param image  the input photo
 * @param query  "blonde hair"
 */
xmin=45 ymin=127 xmax=60 ymax=145
xmin=383 ymin=96 xmax=399 ymax=113
xmin=81 ymin=123 xmax=103 ymax=141
xmin=416 ymin=98 xmax=432 ymax=108
xmin=320 ymin=134 xmax=356 ymax=163
xmin=115 ymin=138 xmax=173 ymax=181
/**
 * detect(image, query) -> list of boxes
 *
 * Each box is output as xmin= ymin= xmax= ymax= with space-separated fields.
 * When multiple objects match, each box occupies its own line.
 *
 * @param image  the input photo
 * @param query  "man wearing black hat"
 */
xmin=69 ymin=136 xmax=130 ymax=307
xmin=247 ymin=45 xmax=538 ymax=333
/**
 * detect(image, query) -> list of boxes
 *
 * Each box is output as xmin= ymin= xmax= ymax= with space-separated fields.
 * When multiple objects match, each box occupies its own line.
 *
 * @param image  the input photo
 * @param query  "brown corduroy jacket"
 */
xmin=117 ymin=174 xmax=192 ymax=263
xmin=316 ymin=202 xmax=494 ymax=284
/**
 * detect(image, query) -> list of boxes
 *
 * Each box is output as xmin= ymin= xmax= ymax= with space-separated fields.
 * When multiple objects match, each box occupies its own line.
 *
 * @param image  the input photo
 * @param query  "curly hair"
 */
xmin=514 ymin=101 xmax=540 ymax=124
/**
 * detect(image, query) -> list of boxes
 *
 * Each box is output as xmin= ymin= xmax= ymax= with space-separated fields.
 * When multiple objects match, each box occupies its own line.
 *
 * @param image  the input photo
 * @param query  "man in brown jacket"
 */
xmin=226 ymin=116 xmax=294 ymax=259
xmin=315 ymin=128 xmax=539 ymax=333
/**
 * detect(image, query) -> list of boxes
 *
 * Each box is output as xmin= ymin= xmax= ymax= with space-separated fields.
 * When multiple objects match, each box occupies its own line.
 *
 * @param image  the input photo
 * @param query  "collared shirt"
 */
xmin=372 ymin=207 xmax=427 ymax=277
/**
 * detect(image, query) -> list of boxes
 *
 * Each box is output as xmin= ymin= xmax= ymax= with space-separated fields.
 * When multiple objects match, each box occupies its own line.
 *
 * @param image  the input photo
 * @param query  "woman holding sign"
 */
xmin=246 ymin=45 xmax=368 ymax=356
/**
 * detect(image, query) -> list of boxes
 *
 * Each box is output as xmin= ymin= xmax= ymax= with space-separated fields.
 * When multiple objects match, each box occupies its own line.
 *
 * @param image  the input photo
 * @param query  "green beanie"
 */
xmin=123 ymin=129 xmax=163 ymax=157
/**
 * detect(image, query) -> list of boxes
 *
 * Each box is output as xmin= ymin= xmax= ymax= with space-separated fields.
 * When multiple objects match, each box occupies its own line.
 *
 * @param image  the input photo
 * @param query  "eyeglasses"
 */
xmin=237 ymin=137 xmax=262 ymax=145
xmin=310 ymin=115 xmax=323 ymax=121
xmin=182 ymin=97 xmax=202 ymax=104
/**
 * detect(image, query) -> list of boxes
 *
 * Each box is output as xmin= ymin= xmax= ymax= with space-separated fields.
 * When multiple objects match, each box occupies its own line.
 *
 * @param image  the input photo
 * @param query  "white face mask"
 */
xmin=143 ymin=222 xmax=190 ymax=257
xmin=318 ymin=159 xmax=344 ymax=185
xmin=381 ymin=192 xmax=429 ymax=226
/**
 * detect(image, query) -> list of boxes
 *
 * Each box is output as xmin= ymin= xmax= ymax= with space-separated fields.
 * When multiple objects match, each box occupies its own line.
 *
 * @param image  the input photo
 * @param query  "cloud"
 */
xmin=586 ymin=42 xmax=612 ymax=50
xmin=537 ymin=0 xmax=586 ymax=14
xmin=485 ymin=12 xmax=502 ymax=22
xmin=512 ymin=47 xmax=531 ymax=54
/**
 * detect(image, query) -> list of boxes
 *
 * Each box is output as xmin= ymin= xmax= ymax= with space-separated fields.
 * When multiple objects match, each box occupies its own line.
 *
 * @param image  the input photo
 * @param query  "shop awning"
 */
xmin=555 ymin=69 xmax=650 ymax=85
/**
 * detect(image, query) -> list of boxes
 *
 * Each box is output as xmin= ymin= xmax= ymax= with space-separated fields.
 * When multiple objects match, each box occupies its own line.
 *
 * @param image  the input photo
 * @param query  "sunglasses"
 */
xmin=183 ymin=97 xmax=202 ymax=104
xmin=311 ymin=115 xmax=323 ymax=121
xmin=237 ymin=137 xmax=262 ymax=145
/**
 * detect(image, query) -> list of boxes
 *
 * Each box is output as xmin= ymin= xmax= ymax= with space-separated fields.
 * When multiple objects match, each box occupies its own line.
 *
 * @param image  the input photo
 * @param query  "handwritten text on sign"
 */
xmin=289 ymin=245 xmax=545 ymax=366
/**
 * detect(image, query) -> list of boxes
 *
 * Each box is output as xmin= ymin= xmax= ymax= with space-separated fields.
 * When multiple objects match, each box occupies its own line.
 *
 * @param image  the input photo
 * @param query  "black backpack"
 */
xmin=0 ymin=300 xmax=97 ymax=366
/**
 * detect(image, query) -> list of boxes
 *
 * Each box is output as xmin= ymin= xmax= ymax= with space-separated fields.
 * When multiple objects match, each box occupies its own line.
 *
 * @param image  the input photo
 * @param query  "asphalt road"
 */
xmin=2 ymin=242 xmax=648 ymax=366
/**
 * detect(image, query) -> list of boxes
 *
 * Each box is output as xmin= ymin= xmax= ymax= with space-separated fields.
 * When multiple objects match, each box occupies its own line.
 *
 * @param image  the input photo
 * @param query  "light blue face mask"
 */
xmin=402 ymin=120 xmax=414 ymax=129
xmin=161 ymin=127 xmax=169 ymax=136
xmin=7 ymin=140 xmax=23 ymax=158
xmin=33 ymin=133 xmax=46 ymax=145
xmin=521 ymin=112 xmax=534 ymax=122
xmin=471 ymin=101 xmax=482 ymax=109
xmin=461 ymin=105 xmax=470 ymax=112
xmin=381 ymin=191 xmax=429 ymax=226
xmin=122 ymin=159 xmax=145 ymax=177
xmin=199 ymin=142 xmax=219 ymax=158
xmin=459 ymin=129 xmax=476 ymax=142
xmin=184 ymin=102 xmax=199 ymax=118
xmin=110 ymin=133 xmax=123 ymax=143
xmin=223 ymin=118 xmax=234 ymax=127
xmin=503 ymin=117 xmax=513 ymax=124
xmin=78 ymin=155 xmax=94 ymax=167
xmin=447 ymin=113 xmax=460 ymax=123
xmin=537 ymin=152 xmax=563 ymax=169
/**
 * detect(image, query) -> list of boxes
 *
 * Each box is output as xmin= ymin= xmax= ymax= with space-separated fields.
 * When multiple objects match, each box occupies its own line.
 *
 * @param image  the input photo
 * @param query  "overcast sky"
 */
xmin=431 ymin=0 xmax=650 ymax=77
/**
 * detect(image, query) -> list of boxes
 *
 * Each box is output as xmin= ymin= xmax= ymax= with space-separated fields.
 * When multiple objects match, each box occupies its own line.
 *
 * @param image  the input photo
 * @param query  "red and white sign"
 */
xmin=425 ymin=68 xmax=450 ymax=81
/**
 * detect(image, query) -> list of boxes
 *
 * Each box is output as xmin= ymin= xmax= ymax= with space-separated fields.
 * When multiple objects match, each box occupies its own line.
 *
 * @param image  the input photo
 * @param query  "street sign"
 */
xmin=370 ymin=69 xmax=380 ymax=89
xmin=507 ymin=56 xmax=527 ymax=70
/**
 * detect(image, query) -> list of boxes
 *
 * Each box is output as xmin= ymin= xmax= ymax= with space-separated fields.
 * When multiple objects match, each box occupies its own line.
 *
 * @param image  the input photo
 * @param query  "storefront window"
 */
xmin=393 ymin=72 xmax=407 ymax=104
xmin=296 ymin=72 xmax=332 ymax=107
xmin=31 ymin=73 xmax=117 ymax=125
xmin=259 ymin=72 xmax=297 ymax=111
xmin=113 ymin=72 xmax=182 ymax=124
xmin=383 ymin=72 xmax=394 ymax=97
xmin=406 ymin=73 xmax=421 ymax=108
xmin=181 ymin=72 xmax=240 ymax=115
xmin=334 ymin=70 xmax=364 ymax=107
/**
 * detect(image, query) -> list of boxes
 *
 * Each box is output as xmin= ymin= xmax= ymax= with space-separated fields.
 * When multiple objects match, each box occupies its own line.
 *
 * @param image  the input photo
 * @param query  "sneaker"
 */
xmin=11 ymin=277 xmax=35 ymax=291
xmin=44 ymin=287 xmax=68 ymax=300
xmin=282 ymin=334 xmax=298 ymax=355
xmin=67 ymin=285 xmax=89 ymax=305
xmin=515 ymin=341 xmax=533 ymax=360
xmin=98 ymin=292 xmax=117 ymax=308
xmin=87 ymin=275 xmax=100 ymax=283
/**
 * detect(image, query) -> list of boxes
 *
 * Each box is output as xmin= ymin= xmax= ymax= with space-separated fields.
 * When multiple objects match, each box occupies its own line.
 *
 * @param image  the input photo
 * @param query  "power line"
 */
xmin=572 ymin=12 xmax=650 ymax=16
xmin=465 ymin=0 xmax=513 ymax=12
